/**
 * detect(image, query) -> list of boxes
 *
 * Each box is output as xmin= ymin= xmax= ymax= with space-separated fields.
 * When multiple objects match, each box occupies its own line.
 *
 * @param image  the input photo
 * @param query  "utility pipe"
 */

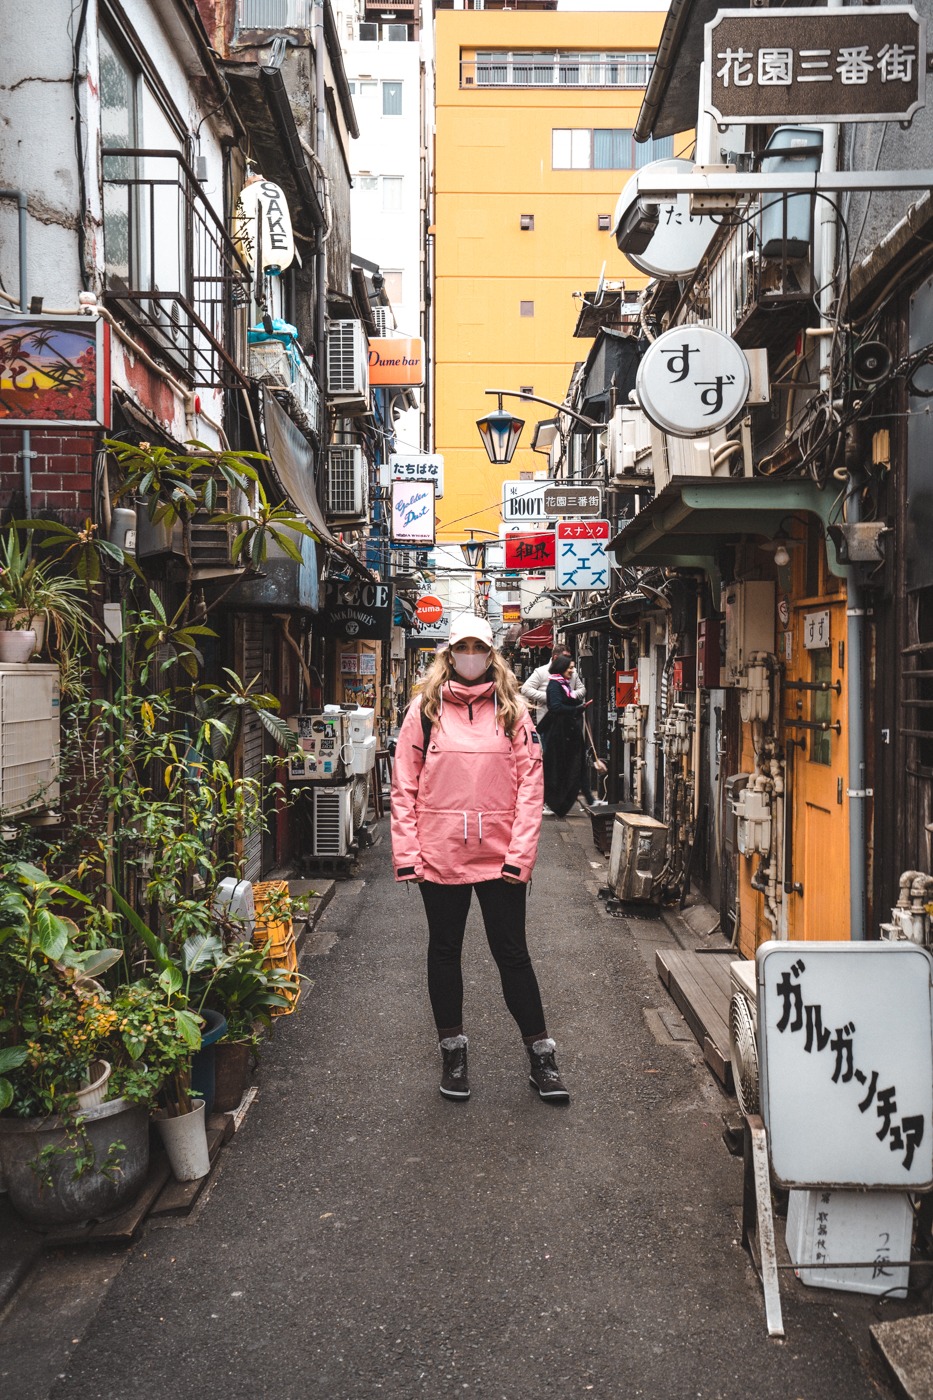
xmin=312 ymin=0 xmax=327 ymax=373
xmin=1 ymin=188 xmax=32 ymax=517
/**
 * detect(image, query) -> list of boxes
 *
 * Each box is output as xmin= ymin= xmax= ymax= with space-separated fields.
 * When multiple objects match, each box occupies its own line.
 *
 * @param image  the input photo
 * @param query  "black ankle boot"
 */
xmin=527 ymin=1038 xmax=570 ymax=1103
xmin=439 ymin=1034 xmax=470 ymax=1100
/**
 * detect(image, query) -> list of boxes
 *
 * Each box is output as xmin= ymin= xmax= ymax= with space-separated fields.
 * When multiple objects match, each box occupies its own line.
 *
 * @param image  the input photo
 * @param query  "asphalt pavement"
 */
xmin=4 ymin=812 xmax=907 ymax=1399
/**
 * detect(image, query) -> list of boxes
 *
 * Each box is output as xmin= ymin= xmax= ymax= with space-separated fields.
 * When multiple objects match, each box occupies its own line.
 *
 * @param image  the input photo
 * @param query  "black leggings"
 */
xmin=418 ymin=879 xmax=547 ymax=1039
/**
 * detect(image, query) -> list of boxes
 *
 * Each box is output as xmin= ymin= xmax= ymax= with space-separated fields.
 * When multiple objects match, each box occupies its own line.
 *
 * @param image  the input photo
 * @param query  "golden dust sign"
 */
xmin=368 ymin=337 xmax=424 ymax=387
xmin=232 ymin=178 xmax=295 ymax=275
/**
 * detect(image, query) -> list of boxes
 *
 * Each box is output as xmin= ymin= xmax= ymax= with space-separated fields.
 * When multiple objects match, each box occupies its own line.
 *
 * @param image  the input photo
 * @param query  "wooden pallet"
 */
xmin=656 ymin=947 xmax=735 ymax=1093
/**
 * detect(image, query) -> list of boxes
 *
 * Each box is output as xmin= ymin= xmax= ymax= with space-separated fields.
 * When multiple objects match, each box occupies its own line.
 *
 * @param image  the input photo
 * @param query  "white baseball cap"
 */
xmin=448 ymin=613 xmax=494 ymax=648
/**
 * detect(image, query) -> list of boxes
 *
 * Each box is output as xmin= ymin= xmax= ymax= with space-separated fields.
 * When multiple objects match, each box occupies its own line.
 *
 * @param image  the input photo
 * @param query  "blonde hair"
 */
xmin=415 ymin=648 xmax=525 ymax=739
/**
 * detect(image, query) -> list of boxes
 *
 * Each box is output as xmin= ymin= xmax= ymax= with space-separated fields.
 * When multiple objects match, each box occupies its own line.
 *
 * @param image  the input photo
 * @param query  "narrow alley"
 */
xmin=4 ymin=815 xmax=900 ymax=1400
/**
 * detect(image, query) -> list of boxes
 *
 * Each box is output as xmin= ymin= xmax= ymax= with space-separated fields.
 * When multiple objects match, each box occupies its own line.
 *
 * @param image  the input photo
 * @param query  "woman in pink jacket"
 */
xmin=392 ymin=613 xmax=570 ymax=1105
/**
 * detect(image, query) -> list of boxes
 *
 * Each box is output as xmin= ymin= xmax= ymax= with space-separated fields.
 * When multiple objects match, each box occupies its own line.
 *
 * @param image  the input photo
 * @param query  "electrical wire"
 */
xmin=69 ymin=0 xmax=90 ymax=292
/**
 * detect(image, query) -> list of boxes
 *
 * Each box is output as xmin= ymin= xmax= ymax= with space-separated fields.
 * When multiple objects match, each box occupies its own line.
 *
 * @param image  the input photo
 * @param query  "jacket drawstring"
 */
xmin=478 ymin=812 xmax=483 ymax=844
xmin=494 ymin=692 xmax=499 ymax=735
xmin=463 ymin=811 xmax=468 ymax=843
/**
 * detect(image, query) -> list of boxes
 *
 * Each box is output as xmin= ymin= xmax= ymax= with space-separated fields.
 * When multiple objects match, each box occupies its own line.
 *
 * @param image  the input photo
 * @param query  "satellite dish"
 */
xmin=594 ymin=261 xmax=606 ymax=306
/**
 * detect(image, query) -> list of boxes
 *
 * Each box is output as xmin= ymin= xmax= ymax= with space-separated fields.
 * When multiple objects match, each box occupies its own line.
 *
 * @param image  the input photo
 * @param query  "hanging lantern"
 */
xmin=476 ymin=402 xmax=524 ymax=465
xmin=233 ymin=174 xmax=295 ymax=276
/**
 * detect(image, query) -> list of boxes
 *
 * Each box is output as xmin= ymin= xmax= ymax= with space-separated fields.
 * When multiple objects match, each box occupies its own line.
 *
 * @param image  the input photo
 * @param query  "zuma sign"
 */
xmin=704 ymin=7 xmax=925 ymax=125
xmin=368 ymin=338 xmax=425 ymax=387
xmin=320 ymin=581 xmax=394 ymax=641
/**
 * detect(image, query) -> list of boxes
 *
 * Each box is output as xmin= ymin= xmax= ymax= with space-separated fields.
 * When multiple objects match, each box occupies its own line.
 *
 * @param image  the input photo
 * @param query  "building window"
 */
xmin=470 ymin=49 xmax=656 ymax=89
xmin=520 ymin=301 xmax=534 ymax=317
xmin=356 ymin=175 xmax=378 ymax=192
xmin=352 ymin=79 xmax=378 ymax=99
xmin=382 ymin=81 xmax=403 ymax=116
xmin=383 ymin=269 xmax=403 ymax=304
xmin=520 ymin=385 xmax=534 ymax=395
xmin=597 ymin=214 xmax=611 ymax=231
xmin=382 ymin=177 xmax=403 ymax=212
xmin=520 ymin=214 xmax=535 ymax=231
xmin=552 ymin=129 xmax=672 ymax=170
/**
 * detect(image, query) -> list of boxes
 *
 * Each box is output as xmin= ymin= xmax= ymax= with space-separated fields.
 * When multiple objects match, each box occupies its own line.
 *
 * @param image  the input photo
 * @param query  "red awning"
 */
xmin=519 ymin=621 xmax=554 ymax=649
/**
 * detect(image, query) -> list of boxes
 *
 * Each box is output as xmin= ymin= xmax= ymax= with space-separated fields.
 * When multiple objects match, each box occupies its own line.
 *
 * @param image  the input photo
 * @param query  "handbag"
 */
xmin=583 ymin=716 xmax=608 ymax=774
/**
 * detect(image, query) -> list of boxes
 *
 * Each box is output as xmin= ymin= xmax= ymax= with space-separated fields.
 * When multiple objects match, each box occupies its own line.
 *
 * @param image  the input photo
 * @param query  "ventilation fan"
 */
xmin=729 ymin=991 xmax=760 ymax=1117
xmin=351 ymin=773 xmax=369 ymax=829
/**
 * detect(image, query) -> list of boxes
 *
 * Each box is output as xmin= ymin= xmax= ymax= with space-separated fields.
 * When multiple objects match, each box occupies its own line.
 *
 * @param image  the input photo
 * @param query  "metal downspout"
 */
xmin=1 ymin=188 xmax=32 ymax=517
xmin=817 ymin=0 xmax=867 ymax=938
xmin=312 ymin=0 xmax=327 ymax=370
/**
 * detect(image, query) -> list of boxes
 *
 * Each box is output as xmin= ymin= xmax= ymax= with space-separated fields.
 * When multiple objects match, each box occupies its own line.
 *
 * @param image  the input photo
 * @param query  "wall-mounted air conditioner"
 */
xmin=327 ymin=444 xmax=368 ymax=521
xmin=651 ymin=422 xmax=752 ymax=493
xmin=238 ymin=0 xmax=310 ymax=30
xmin=0 ymin=664 xmax=60 ymax=815
xmin=371 ymin=306 xmax=395 ymax=336
xmin=312 ymin=784 xmax=354 ymax=856
xmin=608 ymin=811 xmax=668 ymax=902
xmin=609 ymin=405 xmax=653 ymax=481
xmin=326 ymin=320 xmax=369 ymax=413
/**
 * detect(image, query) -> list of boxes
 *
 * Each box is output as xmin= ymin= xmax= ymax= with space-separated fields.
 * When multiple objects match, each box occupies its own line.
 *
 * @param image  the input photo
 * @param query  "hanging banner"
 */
xmin=391 ymin=480 xmax=436 ymax=546
xmin=233 ymin=176 xmax=295 ymax=275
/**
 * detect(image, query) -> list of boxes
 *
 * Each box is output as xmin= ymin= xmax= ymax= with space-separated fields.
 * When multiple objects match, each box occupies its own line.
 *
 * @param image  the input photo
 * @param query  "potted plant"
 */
xmin=0 ymin=527 xmax=91 ymax=666
xmin=0 ymin=862 xmax=152 ymax=1225
xmin=202 ymin=942 xmax=298 ymax=1111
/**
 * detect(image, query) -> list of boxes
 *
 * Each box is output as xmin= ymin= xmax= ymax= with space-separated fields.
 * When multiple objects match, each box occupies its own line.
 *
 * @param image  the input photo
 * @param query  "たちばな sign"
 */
xmin=636 ymin=326 xmax=750 ymax=437
xmin=391 ymin=480 xmax=436 ymax=546
xmin=388 ymin=452 xmax=444 ymax=498
xmin=757 ymin=941 xmax=933 ymax=1189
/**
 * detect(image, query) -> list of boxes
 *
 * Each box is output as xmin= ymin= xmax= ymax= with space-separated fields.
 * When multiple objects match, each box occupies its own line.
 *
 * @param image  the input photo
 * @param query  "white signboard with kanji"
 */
xmin=387 ymin=453 xmax=444 ymax=499
xmin=803 ymin=609 xmax=831 ymax=650
xmin=757 ymin=942 xmax=933 ymax=1189
xmin=555 ymin=520 xmax=610 ymax=591
xmin=636 ymin=325 xmax=751 ymax=438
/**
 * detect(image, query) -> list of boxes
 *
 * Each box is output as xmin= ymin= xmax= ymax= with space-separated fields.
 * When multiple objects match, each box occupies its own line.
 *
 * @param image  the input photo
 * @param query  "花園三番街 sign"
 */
xmin=636 ymin=326 xmax=750 ymax=438
xmin=555 ymin=520 xmax=610 ymax=592
xmin=543 ymin=486 xmax=603 ymax=518
xmin=704 ymin=7 xmax=925 ymax=125
xmin=758 ymin=941 xmax=933 ymax=1189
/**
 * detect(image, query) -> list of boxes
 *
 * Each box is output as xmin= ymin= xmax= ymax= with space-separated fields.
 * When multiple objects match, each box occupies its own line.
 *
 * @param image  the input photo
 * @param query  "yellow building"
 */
xmin=433 ymin=10 xmax=671 ymax=542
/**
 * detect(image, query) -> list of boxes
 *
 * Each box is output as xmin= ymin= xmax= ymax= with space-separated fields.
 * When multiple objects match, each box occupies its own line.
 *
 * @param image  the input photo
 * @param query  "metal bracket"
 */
xmin=742 ymin=1114 xmax=785 ymax=1338
xmin=847 ymin=788 xmax=874 ymax=798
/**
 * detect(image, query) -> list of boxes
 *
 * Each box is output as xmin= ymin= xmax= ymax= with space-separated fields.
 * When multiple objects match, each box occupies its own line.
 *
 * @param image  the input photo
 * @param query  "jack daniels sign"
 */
xmin=758 ymin=942 xmax=933 ymax=1190
xmin=319 ymin=580 xmax=394 ymax=642
xmin=704 ymin=6 xmax=926 ymax=126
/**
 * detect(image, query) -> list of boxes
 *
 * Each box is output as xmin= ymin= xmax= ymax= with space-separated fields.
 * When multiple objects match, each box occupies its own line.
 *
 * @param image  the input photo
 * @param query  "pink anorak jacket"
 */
xmin=391 ymin=679 xmax=544 ymax=884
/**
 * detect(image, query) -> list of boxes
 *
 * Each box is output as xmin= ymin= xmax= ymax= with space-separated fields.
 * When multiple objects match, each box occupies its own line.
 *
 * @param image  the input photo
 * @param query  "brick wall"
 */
xmin=0 ymin=427 xmax=96 ymax=524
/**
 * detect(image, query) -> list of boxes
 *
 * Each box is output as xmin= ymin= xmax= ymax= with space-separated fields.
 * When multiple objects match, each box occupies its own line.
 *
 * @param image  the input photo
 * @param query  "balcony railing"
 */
xmin=102 ymin=148 xmax=251 ymax=389
xmin=678 ymin=199 xmax=817 ymax=350
xmin=461 ymin=51 xmax=655 ymax=89
xmin=248 ymin=338 xmax=322 ymax=440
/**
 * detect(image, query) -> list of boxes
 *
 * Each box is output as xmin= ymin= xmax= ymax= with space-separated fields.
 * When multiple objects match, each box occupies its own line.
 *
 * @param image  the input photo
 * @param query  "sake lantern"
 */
xmin=233 ymin=175 xmax=295 ymax=276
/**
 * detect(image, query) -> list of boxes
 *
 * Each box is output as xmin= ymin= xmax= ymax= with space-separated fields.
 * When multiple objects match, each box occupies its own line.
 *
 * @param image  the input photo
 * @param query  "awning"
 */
xmin=262 ymin=389 xmax=373 ymax=581
xmin=558 ymin=614 xmax=612 ymax=637
xmin=520 ymin=621 xmax=554 ymax=649
xmin=608 ymin=476 xmax=844 ymax=588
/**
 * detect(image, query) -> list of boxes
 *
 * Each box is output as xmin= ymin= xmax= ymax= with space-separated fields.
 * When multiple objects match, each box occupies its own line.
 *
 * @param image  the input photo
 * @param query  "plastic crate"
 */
xmin=252 ymin=881 xmax=300 ymax=1015
xmin=589 ymin=803 xmax=639 ymax=855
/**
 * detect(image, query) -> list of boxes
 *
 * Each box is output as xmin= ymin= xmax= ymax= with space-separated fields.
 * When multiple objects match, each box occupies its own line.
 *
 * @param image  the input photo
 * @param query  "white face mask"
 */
xmin=450 ymin=650 xmax=492 ymax=681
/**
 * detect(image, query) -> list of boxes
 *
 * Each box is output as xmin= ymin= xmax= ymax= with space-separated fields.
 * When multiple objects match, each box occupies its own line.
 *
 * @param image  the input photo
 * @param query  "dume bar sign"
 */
xmin=368 ymin=337 xmax=425 ymax=387
xmin=704 ymin=6 xmax=925 ymax=125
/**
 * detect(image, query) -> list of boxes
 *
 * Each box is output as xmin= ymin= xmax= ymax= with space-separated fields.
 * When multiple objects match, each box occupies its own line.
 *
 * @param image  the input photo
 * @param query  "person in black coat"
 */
xmin=537 ymin=653 xmax=591 ymax=817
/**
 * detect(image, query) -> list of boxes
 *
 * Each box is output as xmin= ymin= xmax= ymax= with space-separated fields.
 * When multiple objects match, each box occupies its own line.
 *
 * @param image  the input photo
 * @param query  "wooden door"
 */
xmin=787 ymin=597 xmax=850 ymax=939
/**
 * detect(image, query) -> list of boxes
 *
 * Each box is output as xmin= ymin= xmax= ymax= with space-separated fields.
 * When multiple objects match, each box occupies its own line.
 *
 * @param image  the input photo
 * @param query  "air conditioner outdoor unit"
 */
xmin=327 ymin=444 xmax=368 ymax=520
xmin=312 ymin=784 xmax=354 ymax=856
xmin=609 ymin=405 xmax=653 ymax=481
xmin=0 ymin=664 xmax=60 ymax=815
xmin=326 ymin=320 xmax=369 ymax=412
xmin=238 ymin=0 xmax=308 ymax=29
xmin=371 ymin=306 xmax=395 ymax=336
xmin=608 ymin=811 xmax=668 ymax=903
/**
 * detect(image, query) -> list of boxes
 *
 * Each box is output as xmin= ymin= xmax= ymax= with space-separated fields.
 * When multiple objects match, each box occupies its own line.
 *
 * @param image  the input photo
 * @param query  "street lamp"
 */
xmin=477 ymin=388 xmax=603 ymax=467
xmin=476 ymin=395 xmax=525 ymax=465
xmin=458 ymin=529 xmax=497 ymax=616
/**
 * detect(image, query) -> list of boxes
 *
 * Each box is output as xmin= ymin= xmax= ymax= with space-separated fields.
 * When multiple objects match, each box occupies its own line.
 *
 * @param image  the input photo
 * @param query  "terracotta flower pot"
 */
xmin=0 ymin=629 xmax=37 ymax=663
